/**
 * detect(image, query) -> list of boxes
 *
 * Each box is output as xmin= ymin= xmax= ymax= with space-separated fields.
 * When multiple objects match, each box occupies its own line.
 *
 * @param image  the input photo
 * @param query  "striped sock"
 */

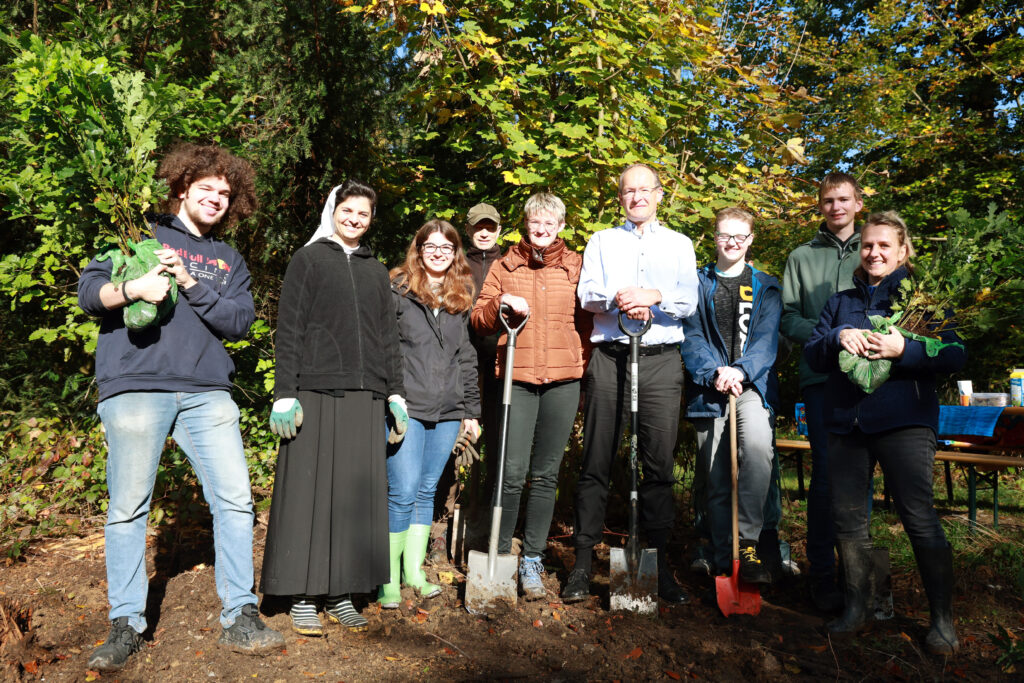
xmin=325 ymin=594 xmax=368 ymax=632
xmin=289 ymin=596 xmax=323 ymax=636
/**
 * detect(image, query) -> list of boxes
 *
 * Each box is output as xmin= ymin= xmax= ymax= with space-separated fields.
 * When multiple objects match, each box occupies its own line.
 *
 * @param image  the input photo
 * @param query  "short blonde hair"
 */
xmin=523 ymin=192 xmax=565 ymax=224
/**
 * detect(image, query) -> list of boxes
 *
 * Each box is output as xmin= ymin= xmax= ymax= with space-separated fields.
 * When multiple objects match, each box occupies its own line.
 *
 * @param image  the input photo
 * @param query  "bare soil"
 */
xmin=1 ymin=508 xmax=1020 ymax=682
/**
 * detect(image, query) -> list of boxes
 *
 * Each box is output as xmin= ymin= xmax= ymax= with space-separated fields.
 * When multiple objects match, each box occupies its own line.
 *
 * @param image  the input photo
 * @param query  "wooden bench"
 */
xmin=773 ymin=437 xmax=1024 ymax=528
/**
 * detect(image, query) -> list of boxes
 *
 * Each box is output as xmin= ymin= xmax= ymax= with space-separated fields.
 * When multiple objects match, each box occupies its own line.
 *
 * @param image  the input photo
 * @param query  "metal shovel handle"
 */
xmin=617 ymin=311 xmax=649 ymax=569
xmin=486 ymin=303 xmax=530 ymax=577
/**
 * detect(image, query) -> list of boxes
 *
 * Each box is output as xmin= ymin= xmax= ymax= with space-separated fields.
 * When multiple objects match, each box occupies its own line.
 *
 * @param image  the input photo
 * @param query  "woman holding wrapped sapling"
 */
xmin=804 ymin=210 xmax=965 ymax=655
xmin=382 ymin=219 xmax=480 ymax=607
xmin=470 ymin=193 xmax=590 ymax=600
xmin=262 ymin=181 xmax=407 ymax=636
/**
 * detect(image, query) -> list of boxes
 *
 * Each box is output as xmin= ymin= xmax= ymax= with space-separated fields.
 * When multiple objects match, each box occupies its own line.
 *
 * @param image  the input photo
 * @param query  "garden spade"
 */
xmin=716 ymin=394 xmax=762 ymax=616
xmin=465 ymin=305 xmax=529 ymax=615
xmin=609 ymin=313 xmax=658 ymax=615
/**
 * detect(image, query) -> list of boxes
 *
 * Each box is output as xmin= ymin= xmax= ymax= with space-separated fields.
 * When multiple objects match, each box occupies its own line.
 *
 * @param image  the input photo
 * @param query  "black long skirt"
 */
xmin=260 ymin=390 xmax=389 ymax=596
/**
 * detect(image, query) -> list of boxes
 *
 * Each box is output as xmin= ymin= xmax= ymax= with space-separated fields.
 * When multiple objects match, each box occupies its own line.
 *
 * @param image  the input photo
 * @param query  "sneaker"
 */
xmin=560 ymin=568 xmax=591 ymax=603
xmin=739 ymin=542 xmax=772 ymax=585
xmin=289 ymin=596 xmax=324 ymax=637
xmin=519 ymin=555 xmax=546 ymax=601
xmin=87 ymin=617 xmax=143 ymax=672
xmin=325 ymin=594 xmax=368 ymax=632
xmin=218 ymin=603 xmax=286 ymax=654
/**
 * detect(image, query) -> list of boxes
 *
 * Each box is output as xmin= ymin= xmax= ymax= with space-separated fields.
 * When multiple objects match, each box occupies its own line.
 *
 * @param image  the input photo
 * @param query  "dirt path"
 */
xmin=0 ymin=516 xmax=1016 ymax=681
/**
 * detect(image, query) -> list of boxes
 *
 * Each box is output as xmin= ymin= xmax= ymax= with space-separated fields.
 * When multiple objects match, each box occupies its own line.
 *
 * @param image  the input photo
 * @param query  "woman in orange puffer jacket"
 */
xmin=471 ymin=192 xmax=591 ymax=600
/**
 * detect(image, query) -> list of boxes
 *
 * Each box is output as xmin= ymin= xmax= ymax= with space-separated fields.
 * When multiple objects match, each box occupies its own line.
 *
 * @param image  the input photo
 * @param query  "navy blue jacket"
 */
xmin=681 ymin=264 xmax=781 ymax=418
xmin=78 ymin=214 xmax=254 ymax=401
xmin=803 ymin=267 xmax=966 ymax=435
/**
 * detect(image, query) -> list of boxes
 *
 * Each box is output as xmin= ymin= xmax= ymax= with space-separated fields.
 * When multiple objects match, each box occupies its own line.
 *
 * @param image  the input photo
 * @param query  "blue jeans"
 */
xmin=386 ymin=418 xmax=460 ymax=533
xmin=803 ymin=383 xmax=837 ymax=578
xmin=98 ymin=391 xmax=257 ymax=632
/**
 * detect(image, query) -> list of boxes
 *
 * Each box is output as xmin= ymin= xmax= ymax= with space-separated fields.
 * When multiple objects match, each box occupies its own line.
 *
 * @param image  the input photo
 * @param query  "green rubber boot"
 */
xmin=403 ymin=524 xmax=442 ymax=598
xmin=378 ymin=530 xmax=407 ymax=609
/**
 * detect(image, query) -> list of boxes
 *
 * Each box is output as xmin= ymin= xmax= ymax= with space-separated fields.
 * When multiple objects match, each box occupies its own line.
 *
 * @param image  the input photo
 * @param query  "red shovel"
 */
xmin=716 ymin=394 xmax=762 ymax=616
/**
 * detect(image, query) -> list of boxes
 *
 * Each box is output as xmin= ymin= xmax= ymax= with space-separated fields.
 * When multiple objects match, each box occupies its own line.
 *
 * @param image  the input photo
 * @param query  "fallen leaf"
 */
xmin=665 ymin=670 xmax=681 ymax=680
xmin=552 ymin=611 xmax=561 ymax=621
xmin=85 ymin=672 xmax=100 ymax=682
xmin=624 ymin=646 xmax=643 ymax=660
xmin=443 ymin=647 xmax=456 ymax=656
xmin=385 ymin=656 xmax=398 ymax=661
xmin=533 ymin=619 xmax=543 ymax=627
xmin=195 ymin=650 xmax=203 ymax=657
xmin=23 ymin=661 xmax=38 ymax=674
xmin=784 ymin=663 xmax=800 ymax=674
xmin=808 ymin=644 xmax=827 ymax=652
xmin=899 ymin=631 xmax=912 ymax=642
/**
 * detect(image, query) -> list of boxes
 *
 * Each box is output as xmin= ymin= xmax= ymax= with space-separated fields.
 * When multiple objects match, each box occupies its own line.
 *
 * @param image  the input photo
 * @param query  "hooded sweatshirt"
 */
xmin=77 ymin=214 xmax=255 ymax=401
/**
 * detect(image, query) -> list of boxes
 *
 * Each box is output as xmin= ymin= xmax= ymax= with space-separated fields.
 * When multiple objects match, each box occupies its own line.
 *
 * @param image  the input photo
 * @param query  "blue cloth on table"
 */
xmin=937 ymin=405 xmax=1004 ymax=438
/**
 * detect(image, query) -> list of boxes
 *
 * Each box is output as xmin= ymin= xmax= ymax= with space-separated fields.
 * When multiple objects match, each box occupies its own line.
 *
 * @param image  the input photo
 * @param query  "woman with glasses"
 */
xmin=470 ymin=193 xmax=591 ymax=600
xmin=681 ymin=207 xmax=781 ymax=584
xmin=380 ymin=219 xmax=480 ymax=607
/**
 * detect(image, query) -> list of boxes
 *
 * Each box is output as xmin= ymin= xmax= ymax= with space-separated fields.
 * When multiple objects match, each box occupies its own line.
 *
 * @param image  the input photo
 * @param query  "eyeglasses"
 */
xmin=714 ymin=232 xmax=752 ymax=246
xmin=526 ymin=219 xmax=560 ymax=231
xmin=420 ymin=243 xmax=455 ymax=255
xmin=620 ymin=186 xmax=661 ymax=198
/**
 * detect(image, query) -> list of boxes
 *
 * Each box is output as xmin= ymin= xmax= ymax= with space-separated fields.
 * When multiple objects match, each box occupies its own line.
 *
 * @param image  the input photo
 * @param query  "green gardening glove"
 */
xmin=270 ymin=398 xmax=304 ymax=440
xmin=387 ymin=396 xmax=408 ymax=445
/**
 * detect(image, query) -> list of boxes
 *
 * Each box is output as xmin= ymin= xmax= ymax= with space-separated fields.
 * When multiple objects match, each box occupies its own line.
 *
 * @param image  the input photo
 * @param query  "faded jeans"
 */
xmin=98 ymin=391 xmax=257 ymax=633
xmin=693 ymin=388 xmax=775 ymax=572
xmin=386 ymin=418 xmax=460 ymax=533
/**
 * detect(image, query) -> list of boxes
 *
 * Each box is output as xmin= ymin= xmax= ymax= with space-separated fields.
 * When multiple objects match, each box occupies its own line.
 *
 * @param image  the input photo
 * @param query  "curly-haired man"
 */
xmin=78 ymin=144 xmax=284 ymax=671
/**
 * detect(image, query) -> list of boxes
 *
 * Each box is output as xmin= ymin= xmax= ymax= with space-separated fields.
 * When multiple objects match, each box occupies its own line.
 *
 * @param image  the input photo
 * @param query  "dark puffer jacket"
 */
xmin=392 ymin=280 xmax=480 ymax=423
xmin=803 ymin=266 xmax=966 ymax=435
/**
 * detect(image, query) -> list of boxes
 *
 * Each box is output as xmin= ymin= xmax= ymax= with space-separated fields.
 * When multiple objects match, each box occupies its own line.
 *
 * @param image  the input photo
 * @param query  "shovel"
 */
xmin=609 ymin=312 xmax=658 ymax=615
xmin=716 ymin=394 xmax=762 ymax=616
xmin=465 ymin=304 xmax=529 ymax=614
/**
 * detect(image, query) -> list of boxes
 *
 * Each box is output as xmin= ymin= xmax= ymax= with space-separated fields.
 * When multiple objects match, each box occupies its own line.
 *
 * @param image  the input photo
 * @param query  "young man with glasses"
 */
xmin=565 ymin=163 xmax=699 ymax=605
xmin=681 ymin=207 xmax=780 ymax=584
xmin=780 ymin=172 xmax=864 ymax=612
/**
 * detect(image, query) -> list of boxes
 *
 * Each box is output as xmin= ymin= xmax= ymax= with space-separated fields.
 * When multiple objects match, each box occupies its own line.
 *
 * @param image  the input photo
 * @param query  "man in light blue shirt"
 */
xmin=561 ymin=163 xmax=699 ymax=605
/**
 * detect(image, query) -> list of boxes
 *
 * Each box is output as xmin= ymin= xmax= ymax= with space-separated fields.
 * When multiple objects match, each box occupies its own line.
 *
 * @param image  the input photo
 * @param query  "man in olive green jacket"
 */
xmin=780 ymin=172 xmax=863 ymax=612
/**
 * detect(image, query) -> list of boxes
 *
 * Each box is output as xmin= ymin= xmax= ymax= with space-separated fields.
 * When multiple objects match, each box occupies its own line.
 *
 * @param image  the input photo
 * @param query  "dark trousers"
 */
xmin=828 ymin=426 xmax=948 ymax=548
xmin=803 ymin=383 xmax=837 ymax=577
xmin=574 ymin=344 xmax=683 ymax=550
xmin=498 ymin=380 xmax=581 ymax=556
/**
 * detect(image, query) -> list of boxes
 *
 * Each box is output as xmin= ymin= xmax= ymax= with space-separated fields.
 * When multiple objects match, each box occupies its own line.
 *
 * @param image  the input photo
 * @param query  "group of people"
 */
xmin=77 ymin=144 xmax=962 ymax=673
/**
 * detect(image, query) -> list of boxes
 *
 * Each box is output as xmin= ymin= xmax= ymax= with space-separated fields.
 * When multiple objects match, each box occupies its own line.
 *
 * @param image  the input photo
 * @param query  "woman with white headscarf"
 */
xmin=260 ymin=180 xmax=408 ymax=636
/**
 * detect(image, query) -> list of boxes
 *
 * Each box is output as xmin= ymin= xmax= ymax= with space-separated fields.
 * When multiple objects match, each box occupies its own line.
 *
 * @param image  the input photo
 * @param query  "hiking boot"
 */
xmin=218 ymin=604 xmax=285 ymax=654
xmin=561 ymin=568 xmax=591 ymax=603
xmin=325 ymin=594 xmax=368 ymax=633
xmin=739 ymin=541 xmax=772 ymax=585
xmin=87 ymin=617 xmax=143 ymax=672
xmin=757 ymin=529 xmax=785 ymax=584
xmin=519 ymin=555 xmax=546 ymax=601
xmin=656 ymin=545 xmax=690 ymax=605
xmin=289 ymin=596 xmax=324 ymax=637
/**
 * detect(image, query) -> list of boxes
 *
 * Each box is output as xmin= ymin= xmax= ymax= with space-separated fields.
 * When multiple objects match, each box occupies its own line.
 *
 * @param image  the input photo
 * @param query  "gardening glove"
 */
xmin=269 ymin=398 xmax=303 ymax=440
xmin=451 ymin=430 xmax=480 ymax=471
xmin=387 ymin=395 xmax=408 ymax=445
